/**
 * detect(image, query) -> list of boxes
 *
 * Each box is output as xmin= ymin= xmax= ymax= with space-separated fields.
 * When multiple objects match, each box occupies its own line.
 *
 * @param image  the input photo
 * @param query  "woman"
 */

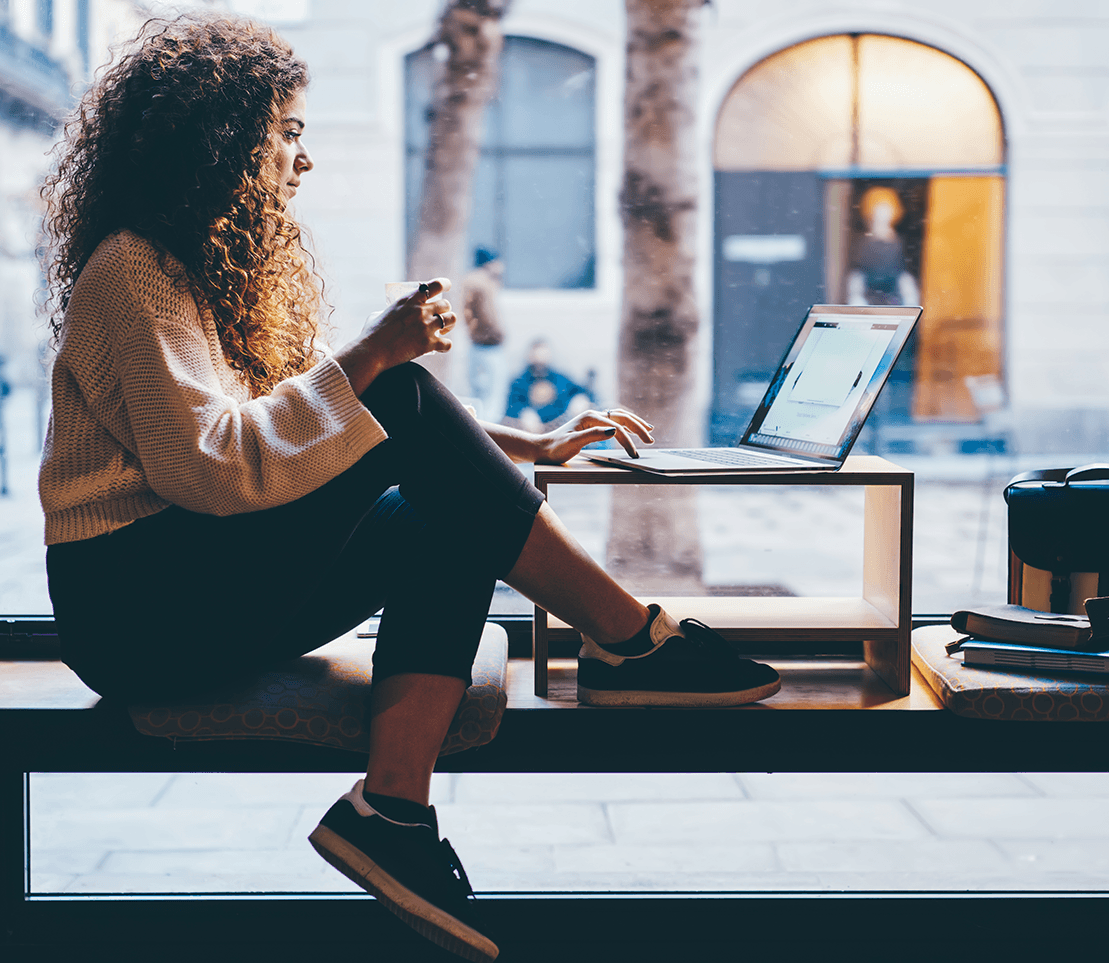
xmin=38 ymin=15 xmax=778 ymax=962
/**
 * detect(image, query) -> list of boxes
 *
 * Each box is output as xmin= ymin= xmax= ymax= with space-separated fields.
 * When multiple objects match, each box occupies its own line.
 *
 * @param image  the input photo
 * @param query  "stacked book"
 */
xmin=948 ymin=600 xmax=1109 ymax=676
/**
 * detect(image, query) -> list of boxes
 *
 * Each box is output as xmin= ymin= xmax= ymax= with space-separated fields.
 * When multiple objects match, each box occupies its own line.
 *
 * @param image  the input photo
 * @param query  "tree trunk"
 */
xmin=607 ymin=0 xmax=704 ymax=594
xmin=407 ymin=0 xmax=510 ymax=383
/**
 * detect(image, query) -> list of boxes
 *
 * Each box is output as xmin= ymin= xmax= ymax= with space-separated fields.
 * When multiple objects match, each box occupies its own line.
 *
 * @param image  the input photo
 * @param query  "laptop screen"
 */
xmin=741 ymin=304 xmax=921 ymax=461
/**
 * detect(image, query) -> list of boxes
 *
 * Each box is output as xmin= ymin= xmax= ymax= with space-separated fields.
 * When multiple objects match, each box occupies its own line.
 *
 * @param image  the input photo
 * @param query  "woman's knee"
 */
xmin=361 ymin=362 xmax=443 ymax=431
xmin=361 ymin=361 xmax=430 ymax=402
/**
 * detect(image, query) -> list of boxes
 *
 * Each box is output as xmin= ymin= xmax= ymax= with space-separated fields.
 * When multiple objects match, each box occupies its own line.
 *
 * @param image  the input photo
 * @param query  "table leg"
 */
xmin=533 ymin=604 xmax=549 ymax=697
xmin=533 ymin=476 xmax=550 ymax=697
xmin=862 ymin=481 xmax=912 ymax=695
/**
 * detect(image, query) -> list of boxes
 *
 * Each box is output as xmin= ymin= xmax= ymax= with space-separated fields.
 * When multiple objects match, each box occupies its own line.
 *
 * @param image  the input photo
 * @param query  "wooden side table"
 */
xmin=531 ymin=454 xmax=914 ymax=697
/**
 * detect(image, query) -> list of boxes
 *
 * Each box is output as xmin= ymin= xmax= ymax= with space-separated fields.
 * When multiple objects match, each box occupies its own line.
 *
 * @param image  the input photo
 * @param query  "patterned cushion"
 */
xmin=912 ymin=624 xmax=1109 ymax=721
xmin=129 ymin=623 xmax=508 ymax=755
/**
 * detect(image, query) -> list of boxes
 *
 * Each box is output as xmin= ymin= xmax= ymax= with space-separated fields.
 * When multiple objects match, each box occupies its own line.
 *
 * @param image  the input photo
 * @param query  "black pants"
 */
xmin=47 ymin=363 xmax=544 ymax=701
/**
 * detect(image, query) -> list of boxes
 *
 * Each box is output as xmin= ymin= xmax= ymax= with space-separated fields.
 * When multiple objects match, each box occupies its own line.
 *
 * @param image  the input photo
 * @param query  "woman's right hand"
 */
xmin=334 ymin=279 xmax=456 ymax=395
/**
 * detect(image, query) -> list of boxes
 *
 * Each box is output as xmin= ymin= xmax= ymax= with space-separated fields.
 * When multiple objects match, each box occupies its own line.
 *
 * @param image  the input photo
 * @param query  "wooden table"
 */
xmin=532 ymin=455 xmax=914 ymax=697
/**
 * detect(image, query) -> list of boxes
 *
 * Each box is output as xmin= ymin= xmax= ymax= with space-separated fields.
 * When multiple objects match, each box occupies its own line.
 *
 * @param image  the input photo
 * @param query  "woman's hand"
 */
xmin=334 ymin=279 xmax=457 ymax=395
xmin=532 ymin=407 xmax=655 ymax=465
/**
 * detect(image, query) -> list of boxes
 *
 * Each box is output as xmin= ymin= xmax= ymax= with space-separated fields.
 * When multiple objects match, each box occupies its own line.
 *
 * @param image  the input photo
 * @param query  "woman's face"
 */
xmin=269 ymin=89 xmax=313 ymax=204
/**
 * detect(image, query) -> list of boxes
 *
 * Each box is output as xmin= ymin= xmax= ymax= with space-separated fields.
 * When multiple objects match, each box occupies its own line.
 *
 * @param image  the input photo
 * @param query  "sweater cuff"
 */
xmin=305 ymin=355 xmax=388 ymax=457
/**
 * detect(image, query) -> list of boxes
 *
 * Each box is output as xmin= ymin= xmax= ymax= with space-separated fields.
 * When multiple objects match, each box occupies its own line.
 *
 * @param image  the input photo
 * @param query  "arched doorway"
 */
xmin=711 ymin=34 xmax=1005 ymax=448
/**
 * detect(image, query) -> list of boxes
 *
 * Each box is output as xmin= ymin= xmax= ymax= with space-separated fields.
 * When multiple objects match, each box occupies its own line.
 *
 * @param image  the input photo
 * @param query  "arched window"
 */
xmin=712 ymin=34 xmax=1005 ymax=441
xmin=406 ymin=36 xmax=596 ymax=289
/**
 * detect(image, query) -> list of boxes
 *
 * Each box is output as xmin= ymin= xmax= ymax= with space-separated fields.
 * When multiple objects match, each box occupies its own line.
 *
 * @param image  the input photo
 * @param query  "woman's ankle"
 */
xmin=361 ymin=786 xmax=434 ymax=823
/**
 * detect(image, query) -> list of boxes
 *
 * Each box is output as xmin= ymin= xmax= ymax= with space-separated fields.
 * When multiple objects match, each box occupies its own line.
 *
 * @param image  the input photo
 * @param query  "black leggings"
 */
xmin=47 ymin=363 xmax=544 ymax=701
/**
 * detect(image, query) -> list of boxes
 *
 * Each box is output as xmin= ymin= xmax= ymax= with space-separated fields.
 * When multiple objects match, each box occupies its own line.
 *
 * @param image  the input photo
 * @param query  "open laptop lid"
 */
xmin=735 ymin=303 xmax=922 ymax=465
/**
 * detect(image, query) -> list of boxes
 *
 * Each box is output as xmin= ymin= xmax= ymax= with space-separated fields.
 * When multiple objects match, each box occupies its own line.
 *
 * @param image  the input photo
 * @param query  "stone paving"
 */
xmin=27 ymin=771 xmax=1109 ymax=894
xmin=5 ymin=386 xmax=1109 ymax=895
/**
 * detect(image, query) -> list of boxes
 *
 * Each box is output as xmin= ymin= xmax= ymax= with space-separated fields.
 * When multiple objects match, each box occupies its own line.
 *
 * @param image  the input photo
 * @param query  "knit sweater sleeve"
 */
xmin=65 ymin=233 xmax=387 ymax=518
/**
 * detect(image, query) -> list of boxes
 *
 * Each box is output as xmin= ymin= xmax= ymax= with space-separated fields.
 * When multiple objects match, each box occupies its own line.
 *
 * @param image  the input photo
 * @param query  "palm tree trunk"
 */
xmin=607 ymin=0 xmax=704 ymax=594
xmin=407 ymin=0 xmax=510 ymax=382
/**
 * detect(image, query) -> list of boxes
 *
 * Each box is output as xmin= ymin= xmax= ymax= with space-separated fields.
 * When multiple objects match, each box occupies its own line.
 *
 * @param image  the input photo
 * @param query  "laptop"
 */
xmin=588 ymin=303 xmax=922 ymax=474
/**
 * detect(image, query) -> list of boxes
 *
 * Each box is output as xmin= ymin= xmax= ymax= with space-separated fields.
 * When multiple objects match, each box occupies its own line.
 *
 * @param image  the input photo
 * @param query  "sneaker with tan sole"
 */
xmin=309 ymin=780 xmax=498 ymax=962
xmin=577 ymin=604 xmax=782 ymax=707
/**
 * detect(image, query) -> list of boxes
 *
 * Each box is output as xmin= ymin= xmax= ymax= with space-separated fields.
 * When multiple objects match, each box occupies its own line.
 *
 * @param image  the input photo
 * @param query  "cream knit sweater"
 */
xmin=39 ymin=231 xmax=387 ymax=545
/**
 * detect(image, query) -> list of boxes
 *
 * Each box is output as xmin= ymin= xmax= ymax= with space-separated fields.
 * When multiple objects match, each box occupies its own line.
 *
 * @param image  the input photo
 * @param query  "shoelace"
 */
xmin=679 ymin=618 xmax=742 ymax=661
xmin=440 ymin=838 xmax=477 ymax=900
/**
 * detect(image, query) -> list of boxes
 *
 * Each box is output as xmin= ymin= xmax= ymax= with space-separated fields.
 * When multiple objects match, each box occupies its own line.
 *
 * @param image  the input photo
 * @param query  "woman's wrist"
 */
xmin=333 ymin=339 xmax=386 ymax=397
xmin=481 ymin=421 xmax=544 ymax=463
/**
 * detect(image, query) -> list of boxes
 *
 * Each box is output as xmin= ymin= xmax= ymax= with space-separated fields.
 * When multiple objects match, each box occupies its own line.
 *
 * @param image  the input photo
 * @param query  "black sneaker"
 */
xmin=309 ymin=780 xmax=498 ymax=962
xmin=577 ymin=605 xmax=781 ymax=707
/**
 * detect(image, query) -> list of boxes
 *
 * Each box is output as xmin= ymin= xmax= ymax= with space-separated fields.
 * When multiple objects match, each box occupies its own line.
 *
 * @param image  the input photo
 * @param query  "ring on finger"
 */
xmin=435 ymin=312 xmax=446 ymax=329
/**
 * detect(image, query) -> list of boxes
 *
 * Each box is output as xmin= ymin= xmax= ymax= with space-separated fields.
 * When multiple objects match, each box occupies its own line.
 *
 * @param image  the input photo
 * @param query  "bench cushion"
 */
xmin=912 ymin=624 xmax=1109 ymax=721
xmin=128 ymin=623 xmax=508 ymax=755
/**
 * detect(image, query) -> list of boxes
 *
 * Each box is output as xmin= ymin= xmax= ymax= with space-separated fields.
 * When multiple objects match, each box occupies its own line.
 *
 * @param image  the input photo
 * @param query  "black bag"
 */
xmin=1005 ymin=464 xmax=1109 ymax=612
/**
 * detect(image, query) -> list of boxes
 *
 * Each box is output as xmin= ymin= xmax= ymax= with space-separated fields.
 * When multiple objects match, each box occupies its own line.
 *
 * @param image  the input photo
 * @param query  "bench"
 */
xmin=4 ymin=622 xmax=1109 ymax=960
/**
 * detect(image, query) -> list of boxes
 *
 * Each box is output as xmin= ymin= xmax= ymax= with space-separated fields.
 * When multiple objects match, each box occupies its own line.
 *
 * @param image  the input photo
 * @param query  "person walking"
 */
xmin=461 ymin=247 xmax=507 ymax=421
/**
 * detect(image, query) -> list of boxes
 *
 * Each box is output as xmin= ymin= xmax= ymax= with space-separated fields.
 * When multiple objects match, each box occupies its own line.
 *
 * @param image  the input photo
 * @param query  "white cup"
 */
xmin=385 ymin=281 xmax=422 ymax=304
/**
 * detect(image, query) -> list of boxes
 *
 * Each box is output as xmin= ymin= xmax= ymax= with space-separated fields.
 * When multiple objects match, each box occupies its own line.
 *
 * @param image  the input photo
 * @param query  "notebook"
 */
xmin=960 ymin=640 xmax=1109 ymax=676
xmin=588 ymin=303 xmax=922 ymax=474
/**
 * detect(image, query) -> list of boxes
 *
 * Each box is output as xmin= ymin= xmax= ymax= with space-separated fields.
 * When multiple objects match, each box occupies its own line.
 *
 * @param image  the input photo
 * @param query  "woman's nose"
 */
xmin=296 ymin=145 xmax=313 ymax=173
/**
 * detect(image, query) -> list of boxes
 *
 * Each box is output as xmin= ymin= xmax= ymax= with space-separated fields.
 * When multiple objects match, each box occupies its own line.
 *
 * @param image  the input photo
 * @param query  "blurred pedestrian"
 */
xmin=461 ymin=247 xmax=506 ymax=420
xmin=504 ymin=338 xmax=595 ymax=432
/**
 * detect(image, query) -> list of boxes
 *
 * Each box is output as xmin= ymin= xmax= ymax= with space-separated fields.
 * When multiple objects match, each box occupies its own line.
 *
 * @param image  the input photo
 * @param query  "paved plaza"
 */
xmin=27 ymin=771 xmax=1109 ymax=895
xmin=5 ymin=386 xmax=1109 ymax=895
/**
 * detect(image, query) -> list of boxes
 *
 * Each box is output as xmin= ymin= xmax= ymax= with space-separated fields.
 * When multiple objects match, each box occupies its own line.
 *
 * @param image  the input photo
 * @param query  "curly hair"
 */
xmin=40 ymin=14 xmax=324 ymax=397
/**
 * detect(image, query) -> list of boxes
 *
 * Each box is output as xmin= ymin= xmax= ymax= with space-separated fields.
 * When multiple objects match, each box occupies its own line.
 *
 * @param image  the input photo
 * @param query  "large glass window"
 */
xmin=3 ymin=5 xmax=1109 ymax=912
xmin=405 ymin=36 xmax=597 ymax=289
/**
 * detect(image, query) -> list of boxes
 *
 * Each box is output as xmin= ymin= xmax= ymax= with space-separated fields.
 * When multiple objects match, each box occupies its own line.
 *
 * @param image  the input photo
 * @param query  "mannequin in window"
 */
xmin=461 ymin=247 xmax=506 ymax=421
xmin=846 ymin=186 xmax=919 ymax=307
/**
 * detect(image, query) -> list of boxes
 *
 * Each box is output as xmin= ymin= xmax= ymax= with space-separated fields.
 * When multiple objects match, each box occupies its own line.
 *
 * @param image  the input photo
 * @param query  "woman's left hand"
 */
xmin=533 ymin=407 xmax=655 ymax=465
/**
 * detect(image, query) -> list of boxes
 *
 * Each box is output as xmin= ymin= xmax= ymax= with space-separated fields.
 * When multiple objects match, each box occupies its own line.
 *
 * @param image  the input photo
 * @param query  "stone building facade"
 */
xmin=2 ymin=0 xmax=1105 ymax=456
xmin=0 ymin=0 xmax=144 ymax=399
xmin=280 ymin=0 xmax=1108 ymax=455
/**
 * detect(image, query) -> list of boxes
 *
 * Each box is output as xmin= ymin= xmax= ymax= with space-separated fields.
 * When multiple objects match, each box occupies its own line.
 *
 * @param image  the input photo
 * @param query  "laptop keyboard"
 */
xmin=668 ymin=448 xmax=795 ymax=467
